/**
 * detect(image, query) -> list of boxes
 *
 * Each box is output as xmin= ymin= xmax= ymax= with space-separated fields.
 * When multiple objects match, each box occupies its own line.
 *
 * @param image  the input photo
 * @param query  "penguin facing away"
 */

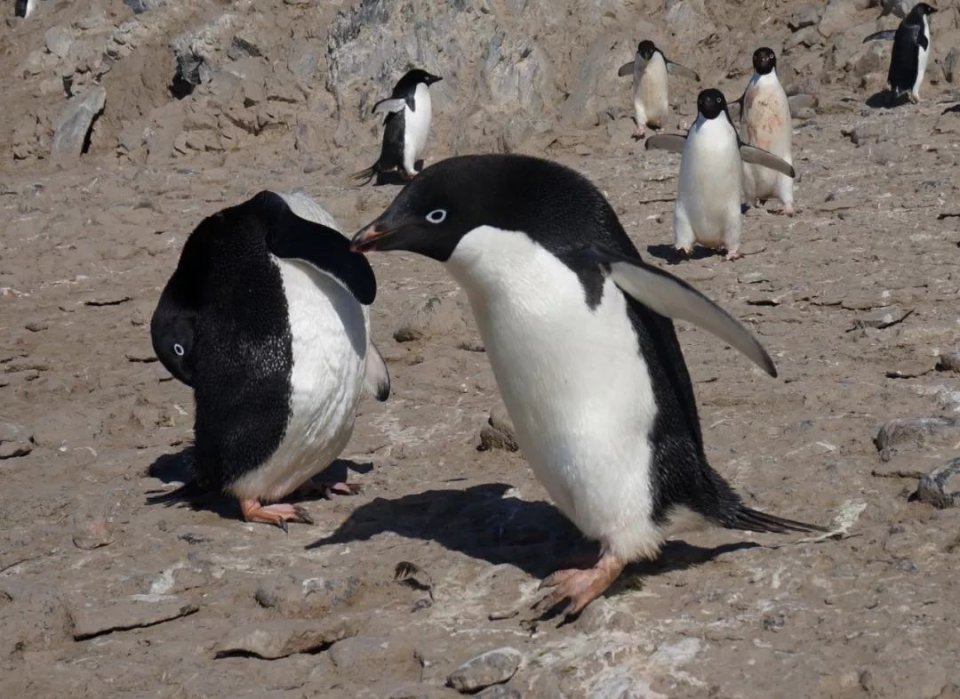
xmin=617 ymin=40 xmax=700 ymax=138
xmin=646 ymin=89 xmax=795 ymax=260
xmin=739 ymin=48 xmax=795 ymax=216
xmin=151 ymin=191 xmax=390 ymax=529
xmin=863 ymin=2 xmax=938 ymax=104
xmin=15 ymin=0 xmax=38 ymax=18
xmin=351 ymin=154 xmax=824 ymax=616
xmin=354 ymin=69 xmax=442 ymax=185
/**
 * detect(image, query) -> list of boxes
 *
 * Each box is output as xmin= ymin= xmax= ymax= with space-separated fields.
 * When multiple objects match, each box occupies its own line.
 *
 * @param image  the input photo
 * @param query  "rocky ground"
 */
xmin=2 ymin=0 xmax=960 ymax=697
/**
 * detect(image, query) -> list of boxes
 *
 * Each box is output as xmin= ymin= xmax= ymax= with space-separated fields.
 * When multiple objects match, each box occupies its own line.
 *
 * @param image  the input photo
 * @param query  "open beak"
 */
xmin=350 ymin=224 xmax=387 ymax=253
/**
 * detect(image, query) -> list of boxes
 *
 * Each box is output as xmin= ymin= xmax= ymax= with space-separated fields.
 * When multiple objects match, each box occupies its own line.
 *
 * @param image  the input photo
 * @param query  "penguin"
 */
xmin=151 ymin=191 xmax=390 ymax=529
xmin=353 ymin=69 xmax=442 ymax=185
xmin=645 ymin=89 xmax=795 ymax=260
xmin=14 ymin=0 xmax=37 ymax=18
xmin=739 ymin=48 xmax=795 ymax=216
xmin=350 ymin=154 xmax=824 ymax=617
xmin=863 ymin=3 xmax=938 ymax=104
xmin=617 ymin=40 xmax=700 ymax=138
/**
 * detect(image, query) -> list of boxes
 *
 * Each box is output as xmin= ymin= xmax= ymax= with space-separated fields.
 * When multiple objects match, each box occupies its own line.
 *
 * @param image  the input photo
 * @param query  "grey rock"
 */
xmin=215 ymin=617 xmax=360 ymax=659
xmin=124 ymin=0 xmax=168 ymax=13
xmin=476 ymin=686 xmax=521 ymax=699
xmin=818 ymin=0 xmax=860 ymax=38
xmin=874 ymin=417 xmax=960 ymax=461
xmin=254 ymin=573 xmax=363 ymax=615
xmin=879 ymin=0 xmax=909 ymax=18
xmin=329 ymin=635 xmax=420 ymax=676
xmin=69 ymin=596 xmax=198 ymax=640
xmin=915 ymin=458 xmax=960 ymax=509
xmin=789 ymin=4 xmax=822 ymax=31
xmin=44 ymin=26 xmax=74 ymax=59
xmin=478 ymin=407 xmax=519 ymax=452
xmin=447 ymin=647 xmax=522 ymax=693
xmin=51 ymin=86 xmax=106 ymax=160
xmin=936 ymin=350 xmax=960 ymax=373
xmin=945 ymin=47 xmax=960 ymax=84
xmin=0 ymin=418 xmax=34 ymax=459
xmin=393 ymin=295 xmax=468 ymax=343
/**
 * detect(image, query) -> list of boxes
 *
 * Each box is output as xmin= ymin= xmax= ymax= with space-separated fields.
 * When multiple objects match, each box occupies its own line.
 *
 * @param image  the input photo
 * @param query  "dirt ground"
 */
xmin=3 ymin=1 xmax=960 ymax=698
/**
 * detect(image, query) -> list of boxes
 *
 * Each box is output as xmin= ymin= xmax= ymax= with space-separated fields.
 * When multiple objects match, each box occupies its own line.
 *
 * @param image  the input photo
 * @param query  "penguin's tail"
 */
xmin=351 ymin=163 xmax=378 ymax=185
xmin=723 ymin=505 xmax=827 ymax=535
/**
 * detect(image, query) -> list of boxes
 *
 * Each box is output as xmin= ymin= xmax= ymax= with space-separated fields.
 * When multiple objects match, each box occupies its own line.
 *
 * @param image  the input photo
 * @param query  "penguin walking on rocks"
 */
xmin=354 ymin=69 xmax=442 ymax=185
xmin=351 ymin=154 xmax=824 ymax=617
xmin=151 ymin=191 xmax=390 ymax=529
xmin=738 ymin=48 xmax=795 ymax=216
xmin=617 ymin=40 xmax=700 ymax=138
xmin=646 ymin=89 xmax=795 ymax=260
xmin=864 ymin=3 xmax=938 ymax=104
xmin=15 ymin=0 xmax=37 ymax=18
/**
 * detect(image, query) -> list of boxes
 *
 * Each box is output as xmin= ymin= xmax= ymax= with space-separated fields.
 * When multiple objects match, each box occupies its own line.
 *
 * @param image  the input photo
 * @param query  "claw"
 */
xmin=239 ymin=499 xmax=313 ymax=529
xmin=534 ymin=553 xmax=626 ymax=619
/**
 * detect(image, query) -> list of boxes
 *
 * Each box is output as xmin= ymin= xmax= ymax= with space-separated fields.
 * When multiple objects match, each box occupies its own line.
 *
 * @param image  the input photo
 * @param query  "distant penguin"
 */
xmin=354 ymin=69 xmax=442 ymax=185
xmin=864 ymin=3 xmax=938 ymax=104
xmin=15 ymin=0 xmax=37 ymax=18
xmin=740 ymin=48 xmax=795 ymax=216
xmin=617 ymin=40 xmax=700 ymax=138
xmin=151 ymin=191 xmax=390 ymax=529
xmin=351 ymin=154 xmax=824 ymax=616
xmin=646 ymin=89 xmax=795 ymax=260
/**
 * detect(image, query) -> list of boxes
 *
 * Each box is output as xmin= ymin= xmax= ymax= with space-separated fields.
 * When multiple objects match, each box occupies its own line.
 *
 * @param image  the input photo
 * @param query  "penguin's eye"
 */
xmin=173 ymin=343 xmax=185 ymax=357
xmin=425 ymin=209 xmax=447 ymax=224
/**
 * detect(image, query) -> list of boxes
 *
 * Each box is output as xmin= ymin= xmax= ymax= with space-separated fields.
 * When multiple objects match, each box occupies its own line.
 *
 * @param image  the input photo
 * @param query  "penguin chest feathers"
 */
xmin=743 ymin=72 xmax=791 ymax=156
xmin=445 ymin=226 xmax=662 ymax=559
xmin=228 ymin=258 xmax=369 ymax=501
xmin=403 ymin=83 xmax=433 ymax=171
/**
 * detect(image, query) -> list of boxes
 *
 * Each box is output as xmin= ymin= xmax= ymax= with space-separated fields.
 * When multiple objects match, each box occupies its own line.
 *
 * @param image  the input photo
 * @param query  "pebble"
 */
xmin=914 ymin=457 xmax=960 ymax=509
xmin=874 ymin=417 xmax=960 ymax=461
xmin=475 ymin=686 xmax=521 ymax=699
xmin=447 ymin=647 xmax=522 ymax=693
xmin=393 ymin=294 xmax=467 ymax=344
xmin=215 ymin=616 xmax=360 ymax=659
xmin=69 ymin=596 xmax=198 ymax=640
xmin=0 ymin=418 xmax=34 ymax=460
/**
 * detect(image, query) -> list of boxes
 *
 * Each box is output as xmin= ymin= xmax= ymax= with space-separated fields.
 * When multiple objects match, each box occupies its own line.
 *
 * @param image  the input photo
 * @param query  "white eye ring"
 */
xmin=425 ymin=208 xmax=447 ymax=224
xmin=173 ymin=343 xmax=185 ymax=357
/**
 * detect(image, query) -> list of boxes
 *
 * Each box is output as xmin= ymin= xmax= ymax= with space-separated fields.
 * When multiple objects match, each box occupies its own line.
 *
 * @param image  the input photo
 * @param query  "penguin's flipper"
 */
xmin=644 ymin=134 xmax=687 ymax=154
xmin=665 ymin=60 xmax=700 ymax=82
xmin=787 ymin=93 xmax=818 ymax=115
xmin=617 ymin=60 xmax=635 ymax=77
xmin=727 ymin=506 xmax=828 ymax=534
xmin=255 ymin=192 xmax=377 ymax=305
xmin=738 ymin=144 xmax=796 ymax=178
xmin=600 ymin=252 xmax=777 ymax=377
xmin=352 ymin=165 xmax=378 ymax=185
xmin=862 ymin=29 xmax=897 ymax=43
xmin=942 ymin=104 xmax=960 ymax=115
xmin=364 ymin=341 xmax=391 ymax=401
xmin=372 ymin=98 xmax=407 ymax=115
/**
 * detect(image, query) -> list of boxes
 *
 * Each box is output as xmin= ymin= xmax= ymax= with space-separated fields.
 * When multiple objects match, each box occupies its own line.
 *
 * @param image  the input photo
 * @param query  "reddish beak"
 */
xmin=350 ymin=225 xmax=387 ymax=253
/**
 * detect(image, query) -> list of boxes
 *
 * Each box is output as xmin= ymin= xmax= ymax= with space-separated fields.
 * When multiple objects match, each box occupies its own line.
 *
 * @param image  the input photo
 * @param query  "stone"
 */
xmin=915 ymin=458 xmax=960 ymax=509
xmin=0 ymin=418 xmax=34 ymax=459
xmin=254 ymin=574 xmax=364 ymax=616
xmin=789 ymin=5 xmax=822 ymax=31
xmin=874 ymin=417 xmax=960 ymax=461
xmin=936 ymin=351 xmax=960 ymax=373
xmin=447 ymin=647 xmax=522 ymax=693
xmin=475 ymin=687 xmax=521 ymax=699
xmin=215 ymin=616 xmax=360 ymax=659
xmin=51 ymin=86 xmax=106 ymax=160
xmin=818 ymin=0 xmax=860 ymax=38
xmin=478 ymin=406 xmax=519 ymax=452
xmin=44 ymin=26 xmax=74 ymax=59
xmin=945 ymin=48 xmax=960 ymax=84
xmin=393 ymin=295 xmax=468 ymax=343
xmin=329 ymin=636 xmax=420 ymax=678
xmin=69 ymin=596 xmax=198 ymax=640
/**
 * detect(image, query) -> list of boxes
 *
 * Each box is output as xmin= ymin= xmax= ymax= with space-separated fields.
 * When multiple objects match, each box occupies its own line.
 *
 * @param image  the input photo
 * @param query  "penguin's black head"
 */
xmin=637 ymin=40 xmax=657 ymax=60
xmin=910 ymin=3 xmax=937 ymax=18
xmin=151 ymin=295 xmax=197 ymax=386
xmin=398 ymin=69 xmax=442 ymax=90
xmin=697 ymin=89 xmax=727 ymax=120
xmin=351 ymin=154 xmax=621 ymax=263
xmin=752 ymin=47 xmax=776 ymax=75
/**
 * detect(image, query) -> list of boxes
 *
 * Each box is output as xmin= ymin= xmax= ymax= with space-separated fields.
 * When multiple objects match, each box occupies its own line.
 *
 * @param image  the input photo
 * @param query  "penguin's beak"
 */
xmin=351 ymin=220 xmax=420 ymax=253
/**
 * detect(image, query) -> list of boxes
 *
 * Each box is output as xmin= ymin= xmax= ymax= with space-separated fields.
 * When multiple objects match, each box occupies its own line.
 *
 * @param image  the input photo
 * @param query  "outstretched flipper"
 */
xmin=738 ymin=144 xmax=796 ymax=178
xmin=595 ymin=248 xmax=777 ymax=377
xmin=372 ymin=97 xmax=407 ymax=116
xmin=724 ymin=505 xmax=828 ymax=534
xmin=617 ymin=60 xmax=635 ymax=77
xmin=644 ymin=133 xmax=687 ymax=154
xmin=863 ymin=29 xmax=897 ymax=43
xmin=364 ymin=341 xmax=391 ymax=401
xmin=665 ymin=59 xmax=701 ymax=82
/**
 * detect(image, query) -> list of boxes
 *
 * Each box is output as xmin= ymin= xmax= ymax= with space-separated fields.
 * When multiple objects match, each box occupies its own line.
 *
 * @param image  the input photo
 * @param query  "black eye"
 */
xmin=425 ymin=209 xmax=447 ymax=224
xmin=173 ymin=343 xmax=185 ymax=357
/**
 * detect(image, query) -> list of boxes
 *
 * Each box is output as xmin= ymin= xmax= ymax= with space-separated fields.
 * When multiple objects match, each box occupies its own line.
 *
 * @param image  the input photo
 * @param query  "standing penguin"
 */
xmin=151 ymin=191 xmax=390 ymax=529
xmin=351 ymin=155 xmax=823 ymax=616
xmin=353 ymin=69 xmax=442 ymax=185
xmin=617 ymin=40 xmax=700 ymax=138
xmin=15 ymin=0 xmax=37 ymax=18
xmin=864 ymin=3 xmax=938 ymax=104
xmin=740 ymin=48 xmax=795 ymax=216
xmin=646 ymin=89 xmax=795 ymax=260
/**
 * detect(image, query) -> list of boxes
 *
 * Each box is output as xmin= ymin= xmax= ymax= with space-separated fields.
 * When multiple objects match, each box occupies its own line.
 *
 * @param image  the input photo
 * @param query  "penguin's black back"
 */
xmin=889 ymin=14 xmax=925 ymax=94
xmin=377 ymin=109 xmax=406 ymax=172
xmin=161 ymin=197 xmax=294 ymax=492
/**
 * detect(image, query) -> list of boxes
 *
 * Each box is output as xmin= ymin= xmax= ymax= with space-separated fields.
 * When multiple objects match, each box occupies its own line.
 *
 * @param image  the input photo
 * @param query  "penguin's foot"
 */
xmin=780 ymin=204 xmax=796 ymax=217
xmin=240 ymin=499 xmax=314 ymax=531
xmin=723 ymin=250 xmax=743 ymax=261
xmin=909 ymin=93 xmax=920 ymax=104
xmin=296 ymin=479 xmax=362 ymax=499
xmin=400 ymin=169 xmax=417 ymax=182
xmin=632 ymin=128 xmax=646 ymax=140
xmin=673 ymin=245 xmax=692 ymax=257
xmin=536 ymin=552 xmax=625 ymax=618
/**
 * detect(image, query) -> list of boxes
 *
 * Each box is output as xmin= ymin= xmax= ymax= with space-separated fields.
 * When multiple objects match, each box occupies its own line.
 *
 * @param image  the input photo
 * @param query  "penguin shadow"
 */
xmin=645 ymin=243 xmax=717 ymax=264
xmin=144 ymin=447 xmax=373 ymax=519
xmin=371 ymin=160 xmax=425 ymax=186
xmin=306 ymin=482 xmax=760 ymax=584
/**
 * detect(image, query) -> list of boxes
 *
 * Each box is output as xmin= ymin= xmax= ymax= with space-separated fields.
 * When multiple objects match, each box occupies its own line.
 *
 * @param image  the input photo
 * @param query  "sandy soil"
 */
xmin=3 ymin=1 xmax=960 ymax=698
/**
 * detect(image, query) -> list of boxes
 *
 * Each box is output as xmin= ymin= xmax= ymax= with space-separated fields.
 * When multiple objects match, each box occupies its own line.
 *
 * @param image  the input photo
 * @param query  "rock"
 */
xmin=0 ymin=418 xmax=34 ymax=459
xmin=818 ymin=0 xmax=860 ymax=38
xmin=915 ymin=458 xmax=960 ymax=509
xmin=946 ymin=47 xmax=960 ymax=84
xmin=879 ymin=0 xmax=909 ymax=18
xmin=254 ymin=574 xmax=364 ymax=615
xmin=447 ymin=647 xmax=522 ymax=693
xmin=849 ymin=306 xmax=912 ymax=330
xmin=936 ymin=351 xmax=960 ymax=373
xmin=789 ymin=4 xmax=822 ymax=31
xmin=72 ymin=517 xmax=115 ymax=550
xmin=44 ymin=26 xmax=74 ymax=59
xmin=476 ymin=687 xmax=521 ymax=699
xmin=69 ymin=596 xmax=198 ymax=640
xmin=393 ymin=295 xmax=468 ymax=343
xmin=874 ymin=417 xmax=960 ymax=461
xmin=124 ymin=0 xmax=168 ymax=13
xmin=329 ymin=635 xmax=420 ymax=678
xmin=51 ymin=86 xmax=106 ymax=160
xmin=384 ymin=683 xmax=455 ymax=699
xmin=478 ymin=407 xmax=519 ymax=452
xmin=215 ymin=616 xmax=360 ymax=659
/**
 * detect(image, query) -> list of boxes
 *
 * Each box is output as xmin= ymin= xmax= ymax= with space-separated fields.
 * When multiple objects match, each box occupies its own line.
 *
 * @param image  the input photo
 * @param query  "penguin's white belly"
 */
xmin=230 ymin=259 xmax=368 ymax=502
xmin=915 ymin=32 xmax=929 ymax=97
xmin=635 ymin=55 xmax=669 ymax=127
xmin=403 ymin=84 xmax=432 ymax=173
xmin=742 ymin=76 xmax=792 ymax=201
xmin=447 ymin=226 xmax=662 ymax=560
xmin=677 ymin=119 xmax=742 ymax=245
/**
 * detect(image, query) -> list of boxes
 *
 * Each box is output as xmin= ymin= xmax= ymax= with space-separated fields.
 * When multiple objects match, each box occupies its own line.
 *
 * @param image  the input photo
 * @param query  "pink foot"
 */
xmin=674 ymin=246 xmax=692 ymax=257
xmin=239 ymin=499 xmax=314 ymax=531
xmin=536 ymin=553 xmax=625 ymax=617
xmin=724 ymin=250 xmax=743 ymax=261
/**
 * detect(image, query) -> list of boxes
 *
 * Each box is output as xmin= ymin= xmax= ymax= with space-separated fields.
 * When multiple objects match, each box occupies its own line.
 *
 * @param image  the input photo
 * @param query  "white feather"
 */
xmin=914 ymin=15 xmax=930 ymax=100
xmin=403 ymin=83 xmax=433 ymax=175
xmin=741 ymin=70 xmax=793 ymax=209
xmin=633 ymin=52 xmax=669 ymax=130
